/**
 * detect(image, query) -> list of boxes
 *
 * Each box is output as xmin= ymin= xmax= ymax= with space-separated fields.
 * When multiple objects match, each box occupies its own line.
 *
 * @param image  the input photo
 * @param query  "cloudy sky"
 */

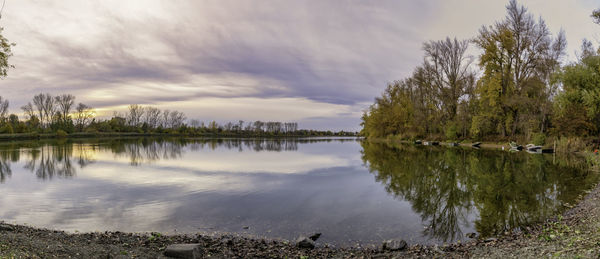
xmin=0 ymin=0 xmax=598 ymax=130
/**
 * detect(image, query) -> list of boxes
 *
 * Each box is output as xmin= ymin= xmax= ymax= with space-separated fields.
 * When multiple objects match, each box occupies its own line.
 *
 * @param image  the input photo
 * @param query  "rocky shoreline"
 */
xmin=1 ymin=181 xmax=600 ymax=258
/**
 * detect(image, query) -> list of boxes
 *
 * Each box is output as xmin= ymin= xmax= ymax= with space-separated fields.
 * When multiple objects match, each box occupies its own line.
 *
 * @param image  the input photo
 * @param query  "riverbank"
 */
xmin=0 ymin=132 xmax=359 ymax=142
xmin=378 ymin=138 xmax=554 ymax=152
xmin=1 ymin=178 xmax=599 ymax=258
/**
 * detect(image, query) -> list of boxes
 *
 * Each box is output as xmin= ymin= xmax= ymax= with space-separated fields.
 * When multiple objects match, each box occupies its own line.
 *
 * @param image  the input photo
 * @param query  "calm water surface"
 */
xmin=0 ymin=138 xmax=597 ymax=246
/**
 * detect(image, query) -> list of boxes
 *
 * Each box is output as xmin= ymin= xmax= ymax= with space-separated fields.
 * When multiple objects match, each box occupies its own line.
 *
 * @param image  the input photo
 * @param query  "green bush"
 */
xmin=445 ymin=122 xmax=458 ymax=141
xmin=56 ymin=130 xmax=68 ymax=138
xmin=555 ymin=137 xmax=586 ymax=153
xmin=585 ymin=152 xmax=600 ymax=171
xmin=531 ymin=133 xmax=546 ymax=146
xmin=0 ymin=124 xmax=14 ymax=134
xmin=84 ymin=127 xmax=98 ymax=133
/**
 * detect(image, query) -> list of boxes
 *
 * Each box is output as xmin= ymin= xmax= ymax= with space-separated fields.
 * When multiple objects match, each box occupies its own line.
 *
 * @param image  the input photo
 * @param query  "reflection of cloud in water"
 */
xmin=0 ymin=164 xmax=428 ymax=245
xmin=0 ymin=180 xmax=181 ymax=233
xmin=94 ymin=149 xmax=348 ymax=176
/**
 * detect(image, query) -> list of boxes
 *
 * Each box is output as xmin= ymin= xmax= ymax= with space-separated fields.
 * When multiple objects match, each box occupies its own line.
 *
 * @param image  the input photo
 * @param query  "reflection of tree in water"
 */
xmin=1 ymin=137 xmax=357 ymax=180
xmin=189 ymin=138 xmax=300 ymax=152
xmin=109 ymin=138 xmax=186 ymax=166
xmin=360 ymin=141 xmax=598 ymax=242
xmin=0 ymin=145 xmax=19 ymax=183
xmin=104 ymin=137 xmax=357 ymax=165
xmin=21 ymin=142 xmax=95 ymax=180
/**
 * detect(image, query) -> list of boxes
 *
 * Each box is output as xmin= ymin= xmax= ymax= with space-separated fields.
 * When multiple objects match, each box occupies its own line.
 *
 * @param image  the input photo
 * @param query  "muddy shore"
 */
xmin=1 ymin=179 xmax=600 ymax=258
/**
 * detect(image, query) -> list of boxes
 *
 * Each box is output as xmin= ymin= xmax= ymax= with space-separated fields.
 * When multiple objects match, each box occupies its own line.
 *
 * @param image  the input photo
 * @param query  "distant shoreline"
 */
xmin=0 ymin=132 xmax=359 ymax=142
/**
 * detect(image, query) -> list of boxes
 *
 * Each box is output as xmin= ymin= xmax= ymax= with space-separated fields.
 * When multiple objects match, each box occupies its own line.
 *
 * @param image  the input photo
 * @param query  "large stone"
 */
xmin=0 ymin=224 xmax=14 ymax=231
xmin=484 ymin=237 xmax=498 ymax=243
xmin=382 ymin=239 xmax=407 ymax=251
xmin=164 ymin=244 xmax=202 ymax=259
xmin=309 ymin=233 xmax=322 ymax=241
xmin=296 ymin=236 xmax=315 ymax=249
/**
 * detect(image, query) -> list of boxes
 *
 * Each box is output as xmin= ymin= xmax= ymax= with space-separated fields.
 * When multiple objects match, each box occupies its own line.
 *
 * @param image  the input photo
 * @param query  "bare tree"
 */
xmin=143 ymin=106 xmax=161 ymax=128
xmin=75 ymin=103 xmax=95 ymax=131
xmin=423 ymin=37 xmax=475 ymax=121
xmin=55 ymin=94 xmax=75 ymax=123
xmin=168 ymin=110 xmax=186 ymax=128
xmin=126 ymin=104 xmax=144 ymax=127
xmin=32 ymin=94 xmax=45 ymax=127
xmin=32 ymin=93 xmax=55 ymax=127
xmin=21 ymin=102 xmax=35 ymax=121
xmin=237 ymin=120 xmax=244 ymax=132
xmin=253 ymin=121 xmax=264 ymax=132
xmin=224 ymin=122 xmax=233 ymax=131
xmin=42 ymin=93 xmax=55 ymax=126
xmin=161 ymin=109 xmax=170 ymax=128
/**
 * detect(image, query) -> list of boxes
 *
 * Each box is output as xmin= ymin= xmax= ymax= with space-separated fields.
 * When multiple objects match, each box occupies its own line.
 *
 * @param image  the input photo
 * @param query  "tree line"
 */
xmin=0 ymin=94 xmax=354 ymax=137
xmin=361 ymin=0 xmax=600 ymax=143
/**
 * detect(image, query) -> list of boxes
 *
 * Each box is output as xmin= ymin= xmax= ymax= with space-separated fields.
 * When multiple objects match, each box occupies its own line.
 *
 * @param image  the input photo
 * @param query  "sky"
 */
xmin=0 ymin=0 xmax=598 ymax=131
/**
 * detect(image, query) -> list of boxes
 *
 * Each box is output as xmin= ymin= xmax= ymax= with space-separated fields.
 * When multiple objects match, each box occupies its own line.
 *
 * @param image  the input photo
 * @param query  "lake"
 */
xmin=0 ymin=137 xmax=597 ymax=246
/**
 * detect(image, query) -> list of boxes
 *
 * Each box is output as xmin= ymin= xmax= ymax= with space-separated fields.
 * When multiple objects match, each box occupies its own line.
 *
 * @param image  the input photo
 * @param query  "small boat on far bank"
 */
xmin=509 ymin=142 xmax=523 ymax=151
xmin=472 ymin=142 xmax=482 ymax=148
xmin=525 ymin=144 xmax=556 ymax=154
xmin=526 ymin=144 xmax=542 ymax=152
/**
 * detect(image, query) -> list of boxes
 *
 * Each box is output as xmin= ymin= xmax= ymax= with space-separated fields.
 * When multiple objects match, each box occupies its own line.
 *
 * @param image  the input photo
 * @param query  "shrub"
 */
xmin=56 ymin=130 xmax=68 ymax=138
xmin=84 ymin=127 xmax=98 ymax=133
xmin=445 ymin=122 xmax=458 ymax=141
xmin=555 ymin=137 xmax=586 ymax=153
xmin=586 ymin=152 xmax=600 ymax=171
xmin=0 ymin=124 xmax=14 ymax=134
xmin=531 ymin=133 xmax=546 ymax=146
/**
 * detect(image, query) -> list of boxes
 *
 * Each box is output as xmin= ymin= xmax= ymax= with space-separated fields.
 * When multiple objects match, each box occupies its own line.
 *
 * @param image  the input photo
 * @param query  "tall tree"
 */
xmin=143 ymin=106 xmax=161 ymax=128
xmin=21 ymin=102 xmax=35 ymax=121
xmin=0 ymin=26 xmax=14 ymax=79
xmin=74 ymin=103 xmax=95 ymax=131
xmin=0 ymin=96 xmax=8 ymax=124
xmin=42 ymin=93 xmax=56 ymax=127
xmin=423 ymin=37 xmax=476 ymax=122
xmin=472 ymin=0 xmax=565 ymax=137
xmin=552 ymin=41 xmax=600 ymax=137
xmin=55 ymin=94 xmax=75 ymax=124
xmin=32 ymin=94 xmax=45 ymax=127
xmin=32 ymin=93 xmax=55 ymax=128
xmin=126 ymin=104 xmax=144 ymax=127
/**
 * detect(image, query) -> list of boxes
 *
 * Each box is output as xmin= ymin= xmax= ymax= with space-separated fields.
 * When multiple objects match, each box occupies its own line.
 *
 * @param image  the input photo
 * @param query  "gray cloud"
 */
xmin=0 ymin=0 xmax=597 ymax=130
